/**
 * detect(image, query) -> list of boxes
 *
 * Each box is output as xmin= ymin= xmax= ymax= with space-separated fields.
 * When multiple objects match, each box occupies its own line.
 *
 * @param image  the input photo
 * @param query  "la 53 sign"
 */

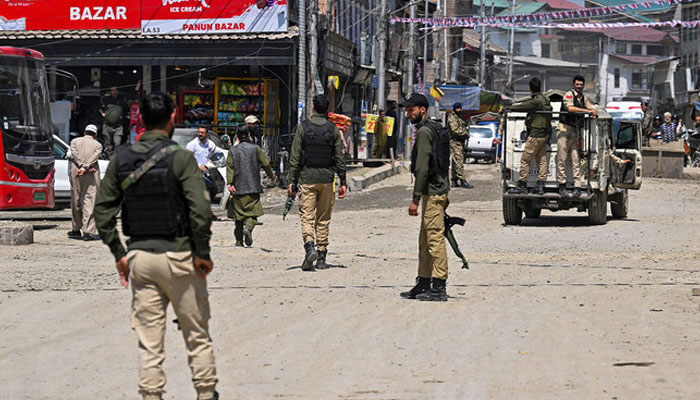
xmin=0 ymin=0 xmax=140 ymax=30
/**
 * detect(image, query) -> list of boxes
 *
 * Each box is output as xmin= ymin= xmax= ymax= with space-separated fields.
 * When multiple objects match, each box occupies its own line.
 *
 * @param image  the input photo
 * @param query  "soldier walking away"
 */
xmin=556 ymin=75 xmax=597 ymax=198
xmin=446 ymin=102 xmax=473 ymax=188
xmin=67 ymin=124 xmax=103 ymax=241
xmin=226 ymin=126 xmax=275 ymax=247
xmin=641 ymin=101 xmax=653 ymax=147
xmin=99 ymin=86 xmax=128 ymax=156
xmin=400 ymin=93 xmax=451 ymax=302
xmin=507 ymin=78 xmax=552 ymax=195
xmin=287 ymin=94 xmax=347 ymax=271
xmin=94 ymin=92 xmax=219 ymax=400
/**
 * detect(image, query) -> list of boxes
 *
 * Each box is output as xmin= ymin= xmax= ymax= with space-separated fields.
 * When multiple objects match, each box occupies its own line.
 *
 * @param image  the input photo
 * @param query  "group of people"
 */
xmin=507 ymin=75 xmax=598 ymax=197
xmin=82 ymin=90 xmax=462 ymax=398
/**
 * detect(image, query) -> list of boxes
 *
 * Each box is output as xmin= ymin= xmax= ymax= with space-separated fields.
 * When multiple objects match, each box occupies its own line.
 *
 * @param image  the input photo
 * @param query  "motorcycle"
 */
xmin=686 ymin=129 xmax=700 ymax=168
xmin=205 ymin=151 xmax=228 ymax=208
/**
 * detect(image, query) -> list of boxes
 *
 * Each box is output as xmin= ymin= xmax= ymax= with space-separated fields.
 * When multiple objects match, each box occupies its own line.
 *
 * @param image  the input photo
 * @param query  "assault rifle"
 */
xmin=282 ymin=184 xmax=297 ymax=220
xmin=444 ymin=212 xmax=469 ymax=269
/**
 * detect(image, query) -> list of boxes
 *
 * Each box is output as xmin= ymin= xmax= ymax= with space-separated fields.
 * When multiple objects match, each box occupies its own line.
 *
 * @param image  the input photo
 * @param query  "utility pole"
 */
xmin=406 ymin=0 xmax=416 ymax=157
xmin=443 ymin=0 xmax=448 ymax=80
xmin=376 ymin=0 xmax=387 ymax=110
xmin=479 ymin=0 xmax=486 ymax=87
xmin=507 ymin=0 xmax=515 ymax=96
xmin=298 ymin=0 xmax=307 ymax=121
xmin=423 ymin=0 xmax=429 ymax=90
xmin=310 ymin=0 xmax=320 ymax=100
xmin=434 ymin=0 xmax=441 ymax=83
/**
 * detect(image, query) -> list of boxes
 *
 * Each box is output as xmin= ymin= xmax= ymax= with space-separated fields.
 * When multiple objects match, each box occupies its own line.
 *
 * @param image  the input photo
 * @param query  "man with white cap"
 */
xmin=245 ymin=114 xmax=262 ymax=145
xmin=68 ymin=124 xmax=103 ymax=241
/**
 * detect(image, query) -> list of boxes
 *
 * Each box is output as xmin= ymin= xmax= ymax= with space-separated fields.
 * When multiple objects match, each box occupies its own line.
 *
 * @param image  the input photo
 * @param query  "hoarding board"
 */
xmin=141 ymin=0 xmax=288 ymax=35
xmin=0 ymin=0 xmax=140 ymax=30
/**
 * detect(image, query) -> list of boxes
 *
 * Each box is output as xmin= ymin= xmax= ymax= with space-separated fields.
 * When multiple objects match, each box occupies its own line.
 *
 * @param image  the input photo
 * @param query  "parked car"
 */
xmin=53 ymin=135 xmax=109 ymax=206
xmin=465 ymin=124 xmax=499 ymax=163
xmin=606 ymin=101 xmax=643 ymax=121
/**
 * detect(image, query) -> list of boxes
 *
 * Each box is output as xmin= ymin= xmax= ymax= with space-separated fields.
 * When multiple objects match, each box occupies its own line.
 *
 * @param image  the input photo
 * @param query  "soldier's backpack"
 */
xmin=411 ymin=118 xmax=450 ymax=177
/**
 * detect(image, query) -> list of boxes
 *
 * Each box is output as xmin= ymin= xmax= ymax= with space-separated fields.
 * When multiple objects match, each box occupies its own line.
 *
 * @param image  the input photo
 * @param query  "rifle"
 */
xmin=444 ymin=212 xmax=469 ymax=269
xmin=282 ymin=184 xmax=297 ymax=220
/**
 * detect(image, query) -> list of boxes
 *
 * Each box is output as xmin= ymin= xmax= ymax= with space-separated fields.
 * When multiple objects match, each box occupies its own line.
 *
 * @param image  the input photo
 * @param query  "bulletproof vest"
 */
xmin=560 ymin=91 xmax=586 ymax=128
xmin=115 ymin=141 xmax=191 ymax=239
xmin=301 ymin=119 xmax=335 ymax=168
xmin=231 ymin=141 xmax=263 ymax=195
xmin=411 ymin=119 xmax=450 ymax=177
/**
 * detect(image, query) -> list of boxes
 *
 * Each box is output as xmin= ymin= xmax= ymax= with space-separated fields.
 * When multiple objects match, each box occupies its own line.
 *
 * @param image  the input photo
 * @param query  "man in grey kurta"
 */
xmin=226 ymin=126 xmax=275 ymax=247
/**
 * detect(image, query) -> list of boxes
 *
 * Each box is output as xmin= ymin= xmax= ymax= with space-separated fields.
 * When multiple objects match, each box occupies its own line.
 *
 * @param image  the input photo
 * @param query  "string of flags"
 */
xmin=389 ymin=0 xmax=683 ymax=27
xmin=391 ymin=18 xmax=700 ymax=29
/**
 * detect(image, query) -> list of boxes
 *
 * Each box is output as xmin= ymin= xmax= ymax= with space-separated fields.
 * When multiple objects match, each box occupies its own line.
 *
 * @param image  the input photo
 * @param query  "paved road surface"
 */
xmin=1 ymin=164 xmax=698 ymax=399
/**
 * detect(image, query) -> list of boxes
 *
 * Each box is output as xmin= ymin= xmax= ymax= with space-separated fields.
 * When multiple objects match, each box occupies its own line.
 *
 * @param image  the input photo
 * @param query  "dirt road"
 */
xmin=1 ymin=164 xmax=698 ymax=399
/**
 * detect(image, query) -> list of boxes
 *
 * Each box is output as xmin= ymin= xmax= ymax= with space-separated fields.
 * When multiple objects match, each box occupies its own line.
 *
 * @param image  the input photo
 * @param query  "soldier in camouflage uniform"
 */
xmin=641 ymin=101 xmax=653 ymax=147
xmin=446 ymin=102 xmax=473 ymax=189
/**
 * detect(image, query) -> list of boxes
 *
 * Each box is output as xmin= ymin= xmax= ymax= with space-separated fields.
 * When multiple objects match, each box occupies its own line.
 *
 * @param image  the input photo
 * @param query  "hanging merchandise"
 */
xmin=179 ymin=90 xmax=214 ymax=126
xmin=388 ymin=0 xmax=682 ymax=27
xmin=214 ymin=77 xmax=280 ymax=136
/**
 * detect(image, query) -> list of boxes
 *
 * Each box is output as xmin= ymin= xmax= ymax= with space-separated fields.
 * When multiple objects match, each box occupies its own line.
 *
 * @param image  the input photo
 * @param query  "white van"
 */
xmin=605 ymin=101 xmax=643 ymax=121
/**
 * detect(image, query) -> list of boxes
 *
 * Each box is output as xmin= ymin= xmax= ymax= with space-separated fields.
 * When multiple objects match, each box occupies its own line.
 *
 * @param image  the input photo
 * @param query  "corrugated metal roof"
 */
xmin=0 ymin=26 xmax=298 ymax=41
xmin=514 ymin=55 xmax=584 ymax=68
xmin=566 ymin=26 xmax=675 ymax=43
xmin=610 ymin=54 xmax=666 ymax=64
xmin=462 ymin=30 xmax=507 ymax=54
xmin=497 ymin=2 xmax=547 ymax=16
xmin=473 ymin=0 xmax=511 ymax=9
xmin=541 ymin=0 xmax=584 ymax=9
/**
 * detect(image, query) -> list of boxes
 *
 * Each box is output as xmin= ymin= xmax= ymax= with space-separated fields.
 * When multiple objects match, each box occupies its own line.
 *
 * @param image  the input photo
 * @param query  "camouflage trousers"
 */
xmin=450 ymin=139 xmax=466 ymax=180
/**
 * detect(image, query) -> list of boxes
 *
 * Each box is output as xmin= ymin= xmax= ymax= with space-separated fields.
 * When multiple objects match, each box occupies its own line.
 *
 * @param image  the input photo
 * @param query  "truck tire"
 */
xmin=524 ymin=208 xmax=541 ymax=219
xmin=691 ymin=158 xmax=700 ymax=168
xmin=503 ymin=197 xmax=523 ymax=225
xmin=610 ymin=189 xmax=629 ymax=219
xmin=587 ymin=189 xmax=608 ymax=225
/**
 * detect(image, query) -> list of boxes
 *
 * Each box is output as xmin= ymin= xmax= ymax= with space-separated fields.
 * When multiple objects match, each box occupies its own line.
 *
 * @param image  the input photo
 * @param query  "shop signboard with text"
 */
xmin=0 ymin=0 xmax=140 ymax=30
xmin=141 ymin=0 xmax=288 ymax=35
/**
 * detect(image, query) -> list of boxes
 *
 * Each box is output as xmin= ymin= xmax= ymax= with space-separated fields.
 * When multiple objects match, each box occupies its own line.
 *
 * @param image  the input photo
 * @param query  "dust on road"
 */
xmin=1 ymin=163 xmax=698 ymax=399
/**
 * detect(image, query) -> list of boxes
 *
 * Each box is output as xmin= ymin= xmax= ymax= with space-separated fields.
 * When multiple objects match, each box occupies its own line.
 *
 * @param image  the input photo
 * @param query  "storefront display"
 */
xmin=179 ymin=90 xmax=214 ymax=126
xmin=214 ymin=77 xmax=279 ymax=135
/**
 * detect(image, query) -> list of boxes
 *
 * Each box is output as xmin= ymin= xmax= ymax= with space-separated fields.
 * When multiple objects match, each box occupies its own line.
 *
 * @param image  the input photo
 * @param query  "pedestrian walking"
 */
xmin=94 ymin=92 xmax=219 ymax=400
xmin=446 ymin=102 xmax=474 ymax=188
xmin=400 ymin=93 xmax=451 ymax=302
xmin=287 ymin=94 xmax=347 ymax=271
xmin=226 ymin=126 xmax=275 ymax=247
xmin=99 ymin=86 xmax=128 ymax=156
xmin=372 ymin=109 xmax=388 ymax=158
xmin=660 ymin=112 xmax=677 ymax=143
xmin=506 ymin=78 xmax=552 ymax=195
xmin=245 ymin=114 xmax=263 ymax=145
xmin=186 ymin=126 xmax=226 ymax=202
xmin=67 ymin=124 xmax=103 ymax=241
xmin=556 ymin=75 xmax=597 ymax=198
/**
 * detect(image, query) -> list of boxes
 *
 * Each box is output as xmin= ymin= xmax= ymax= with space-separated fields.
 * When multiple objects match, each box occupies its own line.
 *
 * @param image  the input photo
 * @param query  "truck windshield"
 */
xmin=0 ymin=55 xmax=52 ymax=141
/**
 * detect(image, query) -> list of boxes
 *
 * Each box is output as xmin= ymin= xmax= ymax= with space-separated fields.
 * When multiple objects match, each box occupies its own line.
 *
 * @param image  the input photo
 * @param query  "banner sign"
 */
xmin=365 ymin=114 xmax=396 ymax=137
xmin=141 ymin=0 xmax=288 ymax=35
xmin=0 ymin=0 xmax=140 ymax=30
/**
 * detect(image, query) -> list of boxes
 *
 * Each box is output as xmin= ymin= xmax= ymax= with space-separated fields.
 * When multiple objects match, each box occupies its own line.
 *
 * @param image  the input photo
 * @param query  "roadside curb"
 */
xmin=349 ymin=162 xmax=404 ymax=191
xmin=682 ymin=167 xmax=700 ymax=180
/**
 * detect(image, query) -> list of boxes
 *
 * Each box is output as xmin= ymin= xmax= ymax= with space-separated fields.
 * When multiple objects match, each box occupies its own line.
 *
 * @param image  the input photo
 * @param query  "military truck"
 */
xmin=501 ymin=91 xmax=643 ymax=225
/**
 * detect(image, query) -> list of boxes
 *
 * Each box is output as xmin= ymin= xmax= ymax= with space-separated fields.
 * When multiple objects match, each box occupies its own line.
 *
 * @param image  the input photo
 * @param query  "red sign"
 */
xmin=141 ymin=0 xmax=288 ymax=35
xmin=0 ymin=0 xmax=140 ymax=30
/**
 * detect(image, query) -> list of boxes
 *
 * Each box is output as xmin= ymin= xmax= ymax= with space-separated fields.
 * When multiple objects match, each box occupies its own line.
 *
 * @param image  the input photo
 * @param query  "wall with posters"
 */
xmin=0 ymin=0 xmax=140 ymax=30
xmin=141 ymin=0 xmax=288 ymax=35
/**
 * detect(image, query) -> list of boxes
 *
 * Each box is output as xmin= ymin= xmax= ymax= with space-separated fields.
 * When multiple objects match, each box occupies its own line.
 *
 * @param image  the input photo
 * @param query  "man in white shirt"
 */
xmin=186 ymin=126 xmax=225 ymax=202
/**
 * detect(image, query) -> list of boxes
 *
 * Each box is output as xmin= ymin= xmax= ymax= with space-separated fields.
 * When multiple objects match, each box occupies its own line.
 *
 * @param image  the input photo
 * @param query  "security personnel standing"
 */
xmin=67 ymin=124 xmax=103 ymax=241
xmin=400 ymin=93 xmax=450 ymax=302
xmin=226 ymin=126 xmax=275 ymax=247
xmin=641 ymin=101 xmax=653 ymax=146
xmin=446 ymin=102 xmax=473 ymax=188
xmin=94 ymin=92 xmax=219 ymax=400
xmin=287 ymin=94 xmax=347 ymax=271
xmin=557 ymin=75 xmax=597 ymax=197
xmin=507 ymin=77 xmax=552 ymax=195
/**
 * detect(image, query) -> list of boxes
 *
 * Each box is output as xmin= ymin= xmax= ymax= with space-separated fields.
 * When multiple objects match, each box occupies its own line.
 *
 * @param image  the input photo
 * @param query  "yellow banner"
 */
xmin=364 ymin=114 xmax=396 ymax=136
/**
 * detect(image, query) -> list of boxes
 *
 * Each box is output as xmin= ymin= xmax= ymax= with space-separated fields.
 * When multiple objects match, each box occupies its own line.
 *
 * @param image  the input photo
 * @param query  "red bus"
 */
xmin=0 ymin=47 xmax=54 ymax=209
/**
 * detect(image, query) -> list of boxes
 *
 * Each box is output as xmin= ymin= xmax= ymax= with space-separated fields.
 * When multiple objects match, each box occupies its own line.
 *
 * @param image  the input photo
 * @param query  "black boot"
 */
xmin=416 ymin=278 xmax=448 ymax=301
xmin=67 ymin=230 xmax=82 ymax=240
xmin=301 ymin=242 xmax=318 ymax=271
xmin=400 ymin=276 xmax=431 ymax=299
xmin=558 ymin=183 xmax=569 ymax=197
xmin=507 ymin=180 xmax=527 ymax=194
xmin=235 ymin=240 xmax=244 ymax=247
xmin=459 ymin=179 xmax=474 ymax=189
xmin=316 ymin=249 xmax=328 ymax=270
xmin=451 ymin=178 xmax=459 ymax=188
xmin=242 ymin=226 xmax=253 ymax=246
xmin=531 ymin=180 xmax=544 ymax=195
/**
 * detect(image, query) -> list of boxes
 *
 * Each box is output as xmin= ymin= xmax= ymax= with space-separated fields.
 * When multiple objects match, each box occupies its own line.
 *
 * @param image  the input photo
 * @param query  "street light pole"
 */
xmin=479 ymin=0 xmax=486 ymax=88
xmin=507 ymin=0 xmax=515 ymax=96
xmin=376 ymin=0 xmax=387 ymax=110
xmin=298 ymin=0 xmax=307 ymax=121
